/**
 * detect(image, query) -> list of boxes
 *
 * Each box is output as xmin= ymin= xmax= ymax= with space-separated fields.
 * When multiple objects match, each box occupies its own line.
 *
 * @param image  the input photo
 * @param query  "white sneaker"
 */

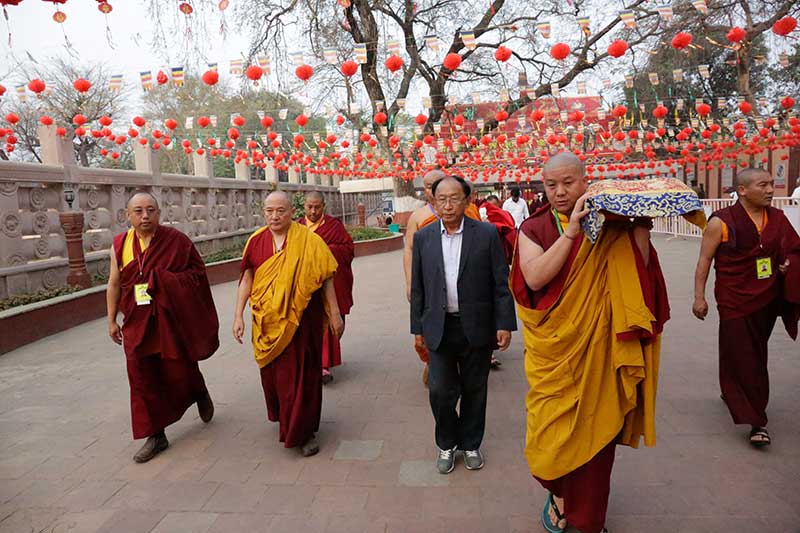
xmin=464 ymin=449 xmax=484 ymax=470
xmin=436 ymin=446 xmax=457 ymax=474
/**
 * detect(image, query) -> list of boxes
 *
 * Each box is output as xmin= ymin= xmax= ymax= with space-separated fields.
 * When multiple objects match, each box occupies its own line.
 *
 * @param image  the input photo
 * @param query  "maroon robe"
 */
xmin=241 ymin=229 xmax=325 ymax=448
xmin=298 ymin=215 xmax=354 ymax=370
xmin=113 ymin=226 xmax=219 ymax=439
xmin=512 ymin=205 xmax=670 ymax=533
xmin=482 ymin=201 xmax=517 ymax=264
xmin=711 ymin=202 xmax=800 ymax=426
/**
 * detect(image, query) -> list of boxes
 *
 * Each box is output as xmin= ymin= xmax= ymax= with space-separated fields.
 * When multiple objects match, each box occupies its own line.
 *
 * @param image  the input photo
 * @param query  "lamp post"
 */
xmin=58 ymin=183 xmax=92 ymax=289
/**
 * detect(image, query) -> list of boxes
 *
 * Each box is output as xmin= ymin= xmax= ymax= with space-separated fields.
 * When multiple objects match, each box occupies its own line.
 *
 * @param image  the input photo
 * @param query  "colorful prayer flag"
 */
xmin=354 ymin=43 xmax=367 ymax=64
xmin=624 ymin=74 xmax=634 ymax=88
xmin=657 ymin=5 xmax=673 ymax=21
xmin=171 ymin=67 xmax=185 ymax=87
xmin=536 ymin=22 xmax=551 ymax=39
xmin=207 ymin=62 xmax=218 ymax=72
xmin=210 ymin=115 xmax=218 ymax=127
xmin=717 ymin=97 xmax=727 ymax=108
xmin=461 ymin=31 xmax=476 ymax=50
xmin=139 ymin=71 xmax=153 ymax=91
xmin=109 ymin=74 xmax=124 ymax=91
xmin=577 ymin=80 xmax=587 ymax=95
xmin=692 ymin=0 xmax=708 ymax=15
xmin=672 ymin=68 xmax=683 ymax=82
xmin=422 ymin=96 xmax=432 ymax=108
xmin=500 ymin=88 xmax=509 ymax=102
xmin=551 ymin=83 xmax=560 ymax=97
xmin=185 ymin=117 xmax=194 ymax=129
xmin=258 ymin=56 xmax=271 ymax=74
xmin=15 ymin=85 xmax=26 ymax=102
xmin=602 ymin=78 xmax=611 ymax=90
xmin=424 ymin=34 xmax=440 ymax=52
xmin=396 ymin=98 xmax=406 ymax=110
xmin=324 ymin=48 xmax=338 ymax=65
xmin=577 ymin=16 xmax=591 ymax=35
xmin=290 ymin=51 xmax=305 ymax=66
xmin=698 ymin=64 xmax=710 ymax=79
xmin=619 ymin=10 xmax=636 ymax=29
xmin=229 ymin=59 xmax=243 ymax=75
xmin=779 ymin=54 xmax=789 ymax=67
xmin=387 ymin=40 xmax=401 ymax=55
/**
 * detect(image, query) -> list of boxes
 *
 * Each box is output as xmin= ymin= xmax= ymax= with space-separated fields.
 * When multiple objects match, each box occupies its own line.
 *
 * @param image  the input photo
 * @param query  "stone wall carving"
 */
xmin=0 ymin=160 xmax=381 ymax=298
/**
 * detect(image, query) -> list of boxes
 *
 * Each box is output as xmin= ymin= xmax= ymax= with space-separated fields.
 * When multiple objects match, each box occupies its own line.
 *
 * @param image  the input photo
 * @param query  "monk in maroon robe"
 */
xmin=299 ymin=191 xmax=354 ymax=384
xmin=233 ymin=191 xmax=343 ymax=457
xmin=694 ymin=168 xmax=800 ymax=447
xmin=107 ymin=192 xmax=218 ymax=463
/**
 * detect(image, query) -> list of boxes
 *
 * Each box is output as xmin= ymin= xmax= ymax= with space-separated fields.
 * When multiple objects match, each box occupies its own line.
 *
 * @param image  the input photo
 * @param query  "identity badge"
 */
xmin=134 ymin=283 xmax=152 ymax=305
xmin=756 ymin=257 xmax=772 ymax=280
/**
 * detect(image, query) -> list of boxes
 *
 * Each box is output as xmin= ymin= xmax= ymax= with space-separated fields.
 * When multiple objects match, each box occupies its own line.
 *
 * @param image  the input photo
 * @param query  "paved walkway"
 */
xmin=1 ymin=236 xmax=798 ymax=533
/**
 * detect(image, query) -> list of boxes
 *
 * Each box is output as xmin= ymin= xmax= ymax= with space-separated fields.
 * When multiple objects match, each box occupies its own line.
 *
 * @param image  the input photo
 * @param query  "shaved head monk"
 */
xmin=299 ymin=191 xmax=355 ymax=384
xmin=512 ymin=152 xmax=668 ymax=533
xmin=107 ymin=191 xmax=219 ymax=463
xmin=404 ymin=170 xmax=481 ymax=385
xmin=233 ymin=190 xmax=342 ymax=457
xmin=694 ymin=168 xmax=800 ymax=448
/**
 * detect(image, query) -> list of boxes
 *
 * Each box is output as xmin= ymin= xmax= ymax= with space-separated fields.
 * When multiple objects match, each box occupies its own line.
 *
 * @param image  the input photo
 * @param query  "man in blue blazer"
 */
xmin=410 ymin=175 xmax=517 ymax=474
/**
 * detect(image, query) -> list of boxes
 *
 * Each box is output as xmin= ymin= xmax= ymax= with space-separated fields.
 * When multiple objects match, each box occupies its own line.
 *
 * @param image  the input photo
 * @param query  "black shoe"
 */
xmin=197 ymin=391 xmax=214 ymax=423
xmin=133 ymin=433 xmax=169 ymax=463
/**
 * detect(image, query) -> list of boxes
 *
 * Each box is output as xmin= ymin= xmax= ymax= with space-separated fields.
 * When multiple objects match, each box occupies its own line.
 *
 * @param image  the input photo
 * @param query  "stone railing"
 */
xmin=0 ymin=127 xmax=381 ymax=298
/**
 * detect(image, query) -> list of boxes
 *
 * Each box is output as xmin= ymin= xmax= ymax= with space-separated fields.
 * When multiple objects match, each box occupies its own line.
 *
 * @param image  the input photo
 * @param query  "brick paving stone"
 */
xmin=333 ymin=439 xmax=384 ymax=461
xmin=150 ymin=511 xmax=218 ymax=533
xmin=2 ymin=240 xmax=799 ymax=532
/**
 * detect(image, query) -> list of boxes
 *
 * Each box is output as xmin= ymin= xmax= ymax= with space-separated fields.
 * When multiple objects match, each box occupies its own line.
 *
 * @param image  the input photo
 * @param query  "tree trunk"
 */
xmin=736 ymin=48 xmax=756 ymax=105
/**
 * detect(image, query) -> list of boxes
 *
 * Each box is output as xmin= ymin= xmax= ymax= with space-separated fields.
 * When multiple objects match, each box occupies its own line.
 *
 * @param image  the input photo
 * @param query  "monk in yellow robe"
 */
xmin=512 ymin=153 xmax=669 ymax=533
xmin=404 ymin=170 xmax=483 ymax=384
xmin=233 ymin=191 xmax=343 ymax=457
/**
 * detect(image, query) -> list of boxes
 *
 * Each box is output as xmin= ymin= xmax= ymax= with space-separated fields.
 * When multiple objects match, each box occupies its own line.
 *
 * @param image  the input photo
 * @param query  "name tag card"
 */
xmin=756 ymin=257 xmax=772 ymax=280
xmin=135 ymin=283 xmax=152 ymax=305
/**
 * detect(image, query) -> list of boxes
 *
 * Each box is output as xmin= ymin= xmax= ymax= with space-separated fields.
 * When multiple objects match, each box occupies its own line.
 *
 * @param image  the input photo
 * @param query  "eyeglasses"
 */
xmin=435 ymin=195 xmax=465 ymax=206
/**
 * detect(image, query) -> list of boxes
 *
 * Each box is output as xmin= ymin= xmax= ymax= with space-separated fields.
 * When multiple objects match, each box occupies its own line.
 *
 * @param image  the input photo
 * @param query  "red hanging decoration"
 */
xmin=295 ymin=114 xmax=309 ymax=127
xmin=73 ymin=78 xmax=91 ymax=93
xmin=781 ymin=96 xmax=796 ymax=109
xmin=607 ymin=40 xmax=628 ymax=58
xmin=772 ymin=16 xmax=797 ymax=36
xmin=550 ymin=43 xmax=571 ymax=61
xmin=695 ymin=102 xmax=711 ymax=116
xmin=671 ymin=32 xmax=693 ymax=50
xmin=612 ymin=105 xmax=628 ymax=118
xmin=27 ymin=78 xmax=46 ymax=95
xmin=374 ymin=112 xmax=387 ymax=125
xmin=652 ymin=105 xmax=668 ymax=119
xmin=96 ymin=0 xmax=112 ymax=13
xmin=385 ymin=55 xmax=404 ymax=72
xmin=260 ymin=116 xmax=273 ymax=128
xmin=443 ymin=53 xmax=462 ymax=71
xmin=245 ymin=65 xmax=263 ymax=85
xmin=156 ymin=70 xmax=168 ymax=85
xmin=494 ymin=46 xmax=512 ymax=62
xmin=178 ymin=2 xmax=193 ymax=15
xmin=202 ymin=70 xmax=219 ymax=86
xmin=341 ymin=60 xmax=358 ymax=77
xmin=414 ymin=114 xmax=427 ymax=126
xmin=726 ymin=26 xmax=746 ymax=43
xmin=738 ymin=101 xmax=753 ymax=114
xmin=197 ymin=116 xmax=211 ymax=128
xmin=40 ymin=115 xmax=53 ymax=126
xmin=295 ymin=64 xmax=314 ymax=82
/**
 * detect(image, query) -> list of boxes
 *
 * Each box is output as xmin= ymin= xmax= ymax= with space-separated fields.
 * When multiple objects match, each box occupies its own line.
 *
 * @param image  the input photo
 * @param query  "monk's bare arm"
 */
xmin=233 ymin=269 xmax=253 ymax=343
xmin=517 ymin=231 xmax=576 ymax=291
xmin=323 ymin=277 xmax=345 ymax=338
xmin=106 ymin=250 xmax=123 ymax=345
xmin=403 ymin=211 xmax=421 ymax=302
xmin=692 ymin=218 xmax=722 ymax=320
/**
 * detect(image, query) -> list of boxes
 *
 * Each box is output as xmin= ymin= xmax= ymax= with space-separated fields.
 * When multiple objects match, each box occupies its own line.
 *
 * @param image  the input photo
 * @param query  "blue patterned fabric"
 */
xmin=581 ymin=178 xmax=705 ymax=242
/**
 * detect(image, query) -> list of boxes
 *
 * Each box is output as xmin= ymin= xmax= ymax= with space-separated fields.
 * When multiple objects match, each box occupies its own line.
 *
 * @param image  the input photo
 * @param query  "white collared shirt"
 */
xmin=440 ymin=219 xmax=464 ymax=313
xmin=502 ymin=197 xmax=529 ymax=228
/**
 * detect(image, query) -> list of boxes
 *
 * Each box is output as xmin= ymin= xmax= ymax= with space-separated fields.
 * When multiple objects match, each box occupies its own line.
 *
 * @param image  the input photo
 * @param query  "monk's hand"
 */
xmin=108 ymin=321 xmax=123 ymax=345
xmin=565 ymin=192 xmax=591 ymax=239
xmin=414 ymin=335 xmax=426 ymax=352
xmin=330 ymin=314 xmax=345 ymax=339
xmin=692 ymin=298 xmax=709 ymax=320
xmin=233 ymin=316 xmax=245 ymax=344
xmin=778 ymin=259 xmax=790 ymax=274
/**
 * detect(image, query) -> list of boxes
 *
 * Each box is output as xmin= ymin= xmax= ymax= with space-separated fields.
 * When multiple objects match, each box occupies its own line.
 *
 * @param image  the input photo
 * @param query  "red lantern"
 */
xmin=202 ymin=70 xmax=219 ymax=86
xmin=295 ymin=114 xmax=309 ymax=127
xmin=164 ymin=118 xmax=178 ymax=130
xmin=607 ymin=40 xmax=628 ymax=58
xmin=415 ymin=114 xmax=427 ymax=126
xmin=295 ymin=64 xmax=314 ymax=82
xmin=530 ymin=109 xmax=544 ymax=122
xmin=335 ymin=115 xmax=345 ymax=126
xmin=132 ymin=116 xmax=146 ymax=127
xmin=443 ymin=53 xmax=462 ymax=71
xmin=695 ymin=102 xmax=711 ymax=116
xmin=99 ymin=116 xmax=112 ymax=126
xmin=156 ymin=70 xmax=168 ymax=85
xmin=0 ymin=84 xmax=5 ymax=97
xmin=197 ymin=116 xmax=210 ymax=128
xmin=228 ymin=128 xmax=240 ymax=140
xmin=179 ymin=2 xmax=193 ymax=15
xmin=781 ymin=96 xmax=796 ymax=109
xmin=341 ymin=60 xmax=358 ymax=77
xmin=97 ymin=1 xmax=112 ymax=14
xmin=53 ymin=10 xmax=67 ymax=23
xmin=772 ymin=16 xmax=797 ymax=36
xmin=612 ymin=105 xmax=628 ymax=118
xmin=495 ymin=110 xmax=509 ymax=122
xmin=385 ymin=55 xmax=404 ymax=72
xmin=374 ymin=112 xmax=387 ymax=125
xmin=27 ymin=79 xmax=46 ymax=95
xmin=73 ymin=114 xmax=87 ymax=126
xmin=494 ymin=46 xmax=512 ymax=62
xmin=245 ymin=65 xmax=263 ymax=83
xmin=652 ymin=105 xmax=668 ymax=119
xmin=40 ymin=116 xmax=53 ymax=126
xmin=671 ymin=32 xmax=693 ymax=50
xmin=550 ymin=43 xmax=571 ymax=61
xmin=726 ymin=27 xmax=746 ymax=43
xmin=233 ymin=116 xmax=246 ymax=127
xmin=738 ymin=101 xmax=753 ymax=114
xmin=73 ymin=78 xmax=91 ymax=93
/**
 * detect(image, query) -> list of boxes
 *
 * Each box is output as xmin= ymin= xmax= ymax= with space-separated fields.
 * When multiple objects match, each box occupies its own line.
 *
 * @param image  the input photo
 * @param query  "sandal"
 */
xmin=541 ymin=492 xmax=566 ymax=533
xmin=749 ymin=426 xmax=770 ymax=448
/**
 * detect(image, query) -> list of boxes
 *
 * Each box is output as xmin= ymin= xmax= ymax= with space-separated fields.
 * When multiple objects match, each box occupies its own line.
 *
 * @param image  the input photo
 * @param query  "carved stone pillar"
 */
xmin=357 ymin=202 xmax=366 ymax=227
xmin=58 ymin=212 xmax=91 ymax=289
